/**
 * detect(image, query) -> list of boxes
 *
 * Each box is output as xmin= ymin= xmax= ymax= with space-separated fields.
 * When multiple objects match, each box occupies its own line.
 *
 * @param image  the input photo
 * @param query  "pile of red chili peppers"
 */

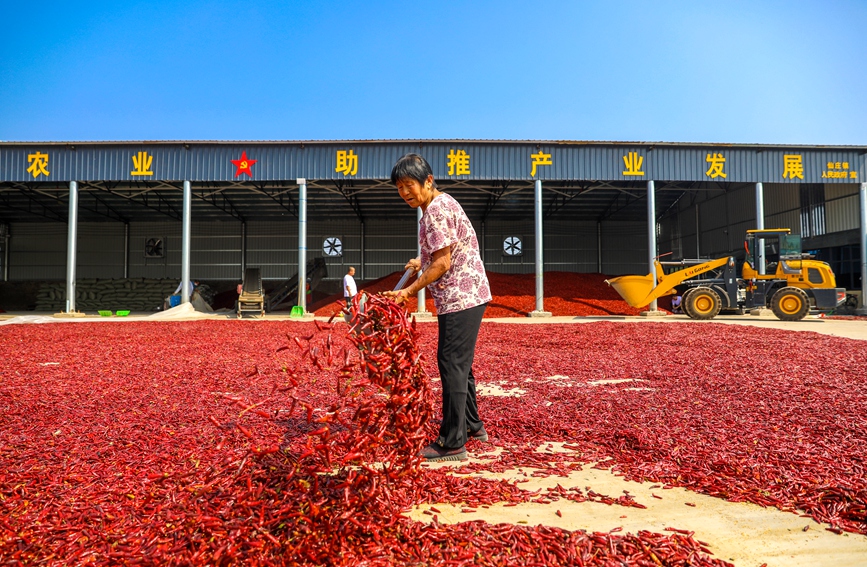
xmin=313 ymin=271 xmax=646 ymax=317
xmin=2 ymin=308 xmax=865 ymax=565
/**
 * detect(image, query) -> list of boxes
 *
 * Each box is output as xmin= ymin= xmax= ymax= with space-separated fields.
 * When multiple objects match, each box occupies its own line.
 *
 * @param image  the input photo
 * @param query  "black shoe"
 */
xmin=468 ymin=426 xmax=489 ymax=443
xmin=420 ymin=442 xmax=467 ymax=462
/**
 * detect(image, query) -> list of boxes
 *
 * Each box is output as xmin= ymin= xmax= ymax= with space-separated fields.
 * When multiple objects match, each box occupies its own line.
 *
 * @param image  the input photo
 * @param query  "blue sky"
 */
xmin=2 ymin=1 xmax=865 ymax=144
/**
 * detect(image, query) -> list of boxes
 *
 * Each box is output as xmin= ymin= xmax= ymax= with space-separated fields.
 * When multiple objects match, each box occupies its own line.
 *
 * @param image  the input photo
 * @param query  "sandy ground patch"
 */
xmin=476 ymin=383 xmax=526 ymax=397
xmin=0 ymin=302 xmax=227 ymax=324
xmin=410 ymin=453 xmax=867 ymax=567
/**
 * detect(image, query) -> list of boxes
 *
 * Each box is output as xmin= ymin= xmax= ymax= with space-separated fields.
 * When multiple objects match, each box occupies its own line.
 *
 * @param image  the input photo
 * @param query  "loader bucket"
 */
xmin=604 ymin=274 xmax=656 ymax=308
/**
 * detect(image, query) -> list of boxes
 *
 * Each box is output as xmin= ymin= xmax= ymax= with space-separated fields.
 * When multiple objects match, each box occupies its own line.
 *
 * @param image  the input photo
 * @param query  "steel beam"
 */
xmin=647 ymin=180 xmax=658 ymax=312
xmin=65 ymin=181 xmax=78 ymax=313
xmin=860 ymin=183 xmax=867 ymax=313
xmin=297 ymin=178 xmax=307 ymax=312
xmin=530 ymin=179 xmax=550 ymax=316
xmin=182 ymin=181 xmax=191 ymax=304
xmin=756 ymin=182 xmax=765 ymax=274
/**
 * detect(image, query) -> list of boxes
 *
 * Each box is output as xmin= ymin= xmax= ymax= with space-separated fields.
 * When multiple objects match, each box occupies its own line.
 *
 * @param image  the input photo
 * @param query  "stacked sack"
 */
xmin=35 ymin=279 xmax=180 ymax=313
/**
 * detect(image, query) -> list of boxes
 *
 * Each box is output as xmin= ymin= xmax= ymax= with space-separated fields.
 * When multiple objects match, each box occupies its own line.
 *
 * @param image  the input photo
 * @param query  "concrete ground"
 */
xmin=3 ymin=306 xmax=866 ymax=565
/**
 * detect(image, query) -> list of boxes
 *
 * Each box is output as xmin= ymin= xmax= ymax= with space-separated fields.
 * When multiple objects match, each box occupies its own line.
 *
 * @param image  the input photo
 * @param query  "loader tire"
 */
xmin=770 ymin=287 xmax=809 ymax=321
xmin=681 ymin=288 xmax=698 ymax=318
xmin=685 ymin=288 xmax=722 ymax=320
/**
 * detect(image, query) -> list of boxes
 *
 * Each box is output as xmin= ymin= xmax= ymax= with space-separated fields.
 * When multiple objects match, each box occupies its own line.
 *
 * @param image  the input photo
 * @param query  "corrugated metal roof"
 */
xmin=2 ymin=141 xmax=864 ymax=183
xmin=1 ymin=139 xmax=864 ymax=225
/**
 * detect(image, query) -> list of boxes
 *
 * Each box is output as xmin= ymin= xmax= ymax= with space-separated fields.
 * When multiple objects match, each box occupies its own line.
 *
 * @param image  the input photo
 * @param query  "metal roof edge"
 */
xmin=0 ymin=139 xmax=865 ymax=150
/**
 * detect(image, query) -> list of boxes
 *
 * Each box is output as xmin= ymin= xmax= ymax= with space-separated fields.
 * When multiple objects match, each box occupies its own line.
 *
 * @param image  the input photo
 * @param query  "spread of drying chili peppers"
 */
xmin=313 ymin=271 xmax=647 ymax=317
xmin=2 ymin=305 xmax=865 ymax=565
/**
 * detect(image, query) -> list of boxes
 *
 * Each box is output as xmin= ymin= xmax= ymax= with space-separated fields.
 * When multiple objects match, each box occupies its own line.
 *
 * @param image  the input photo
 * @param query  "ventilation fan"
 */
xmin=145 ymin=237 xmax=165 ymax=258
xmin=503 ymin=236 xmax=522 ymax=256
xmin=323 ymin=236 xmax=343 ymax=257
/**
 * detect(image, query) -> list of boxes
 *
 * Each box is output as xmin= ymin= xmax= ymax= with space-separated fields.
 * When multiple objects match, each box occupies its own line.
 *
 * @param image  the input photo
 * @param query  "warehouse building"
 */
xmin=0 ymin=140 xmax=865 ymax=312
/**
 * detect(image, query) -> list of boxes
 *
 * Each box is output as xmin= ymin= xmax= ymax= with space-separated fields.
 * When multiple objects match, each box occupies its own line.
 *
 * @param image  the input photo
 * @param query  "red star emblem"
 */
xmin=231 ymin=151 xmax=257 ymax=178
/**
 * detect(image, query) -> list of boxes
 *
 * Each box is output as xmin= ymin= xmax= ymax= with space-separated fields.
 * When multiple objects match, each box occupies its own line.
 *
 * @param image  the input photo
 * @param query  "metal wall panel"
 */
xmin=669 ymin=204 xmax=700 ymax=259
xmin=825 ymin=183 xmax=860 ymax=200
xmin=601 ymin=221 xmax=647 ymax=275
xmin=658 ymin=212 xmax=682 ymax=259
xmin=824 ymin=191 xmax=858 ymax=235
xmin=727 ymin=185 xmax=757 ymax=225
xmin=129 ymin=221 xmax=182 ymax=280
xmin=762 ymin=183 xmax=800 ymax=217
xmin=2 ymin=141 xmax=864 ymax=183
xmin=77 ymin=223 xmax=125 ymax=278
xmin=189 ymin=221 xmax=242 ymax=280
xmin=483 ymin=220 xmax=534 ymax=273
xmin=699 ymin=194 xmax=728 ymax=231
xmin=548 ymin=220 xmax=598 ymax=272
xmin=701 ymin=230 xmax=730 ymax=259
xmin=246 ymin=221 xmax=296 ymax=281
xmin=361 ymin=220 xmax=418 ymax=280
xmin=122 ymin=221 xmax=243 ymax=280
xmin=309 ymin=220 xmax=363 ymax=282
xmin=730 ymin=220 xmax=757 ymax=247
xmin=8 ymin=222 xmax=67 ymax=280
xmin=824 ymin=184 xmax=860 ymax=234
xmin=765 ymin=211 xmax=801 ymax=235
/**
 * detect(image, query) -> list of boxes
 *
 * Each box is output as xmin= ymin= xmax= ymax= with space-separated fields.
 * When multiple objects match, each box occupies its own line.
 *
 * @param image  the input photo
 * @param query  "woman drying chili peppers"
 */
xmin=382 ymin=153 xmax=492 ymax=462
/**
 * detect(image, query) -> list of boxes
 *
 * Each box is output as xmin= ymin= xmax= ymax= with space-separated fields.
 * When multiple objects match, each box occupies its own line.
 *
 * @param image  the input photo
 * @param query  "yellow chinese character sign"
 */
xmin=821 ymin=160 xmax=856 ymax=179
xmin=26 ymin=152 xmax=50 ymax=178
xmin=447 ymin=149 xmax=471 ymax=176
xmin=131 ymin=151 xmax=154 ymax=176
xmin=705 ymin=153 xmax=727 ymax=179
xmin=622 ymin=152 xmax=644 ymax=176
xmin=782 ymin=154 xmax=804 ymax=180
xmin=335 ymin=150 xmax=358 ymax=176
xmin=530 ymin=151 xmax=552 ymax=177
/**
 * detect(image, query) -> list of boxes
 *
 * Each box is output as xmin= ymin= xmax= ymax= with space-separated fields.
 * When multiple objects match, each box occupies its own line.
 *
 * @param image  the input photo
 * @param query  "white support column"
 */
xmin=646 ymin=180 xmax=659 ymax=313
xmin=64 ymin=181 xmax=79 ymax=313
xmin=360 ymin=221 xmax=365 ymax=281
xmin=756 ymin=182 xmax=765 ymax=275
xmin=414 ymin=206 xmax=428 ymax=316
xmin=181 ymin=180 xmax=192 ymax=304
xmin=859 ymin=183 xmax=867 ymax=314
xmin=530 ymin=179 xmax=551 ymax=317
xmin=297 ymin=178 xmax=307 ymax=312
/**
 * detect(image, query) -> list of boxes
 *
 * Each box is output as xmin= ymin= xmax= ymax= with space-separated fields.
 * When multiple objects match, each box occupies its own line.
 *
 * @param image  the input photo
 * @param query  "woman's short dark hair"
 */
xmin=390 ymin=153 xmax=436 ymax=187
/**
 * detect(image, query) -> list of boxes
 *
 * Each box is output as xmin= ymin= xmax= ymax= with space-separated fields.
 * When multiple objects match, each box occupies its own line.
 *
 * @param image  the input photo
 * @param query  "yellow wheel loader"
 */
xmin=605 ymin=229 xmax=845 ymax=321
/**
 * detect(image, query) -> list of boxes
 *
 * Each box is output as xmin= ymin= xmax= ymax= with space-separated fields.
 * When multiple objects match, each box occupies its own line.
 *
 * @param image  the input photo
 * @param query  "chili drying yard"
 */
xmin=2 ymin=307 xmax=867 ymax=566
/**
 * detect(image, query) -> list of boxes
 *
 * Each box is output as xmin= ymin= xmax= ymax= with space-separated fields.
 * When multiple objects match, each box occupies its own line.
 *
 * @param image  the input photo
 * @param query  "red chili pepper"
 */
xmin=237 ymin=424 xmax=253 ymax=439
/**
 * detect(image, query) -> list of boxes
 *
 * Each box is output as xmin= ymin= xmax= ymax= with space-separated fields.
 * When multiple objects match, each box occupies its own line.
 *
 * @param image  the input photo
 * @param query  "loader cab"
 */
xmin=743 ymin=229 xmax=802 ymax=279
xmin=742 ymin=228 xmax=838 ymax=291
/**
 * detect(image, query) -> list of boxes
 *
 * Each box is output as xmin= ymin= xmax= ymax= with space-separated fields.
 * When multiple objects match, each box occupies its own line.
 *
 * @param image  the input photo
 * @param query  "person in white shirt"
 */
xmin=343 ymin=267 xmax=357 ymax=307
xmin=164 ymin=280 xmax=199 ymax=310
xmin=173 ymin=280 xmax=197 ymax=296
